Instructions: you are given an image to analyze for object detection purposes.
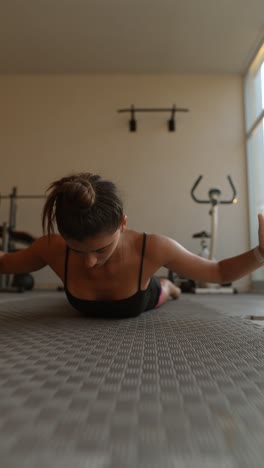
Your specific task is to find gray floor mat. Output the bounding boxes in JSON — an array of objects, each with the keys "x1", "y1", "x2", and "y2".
[{"x1": 0, "y1": 292, "x2": 264, "y2": 468}]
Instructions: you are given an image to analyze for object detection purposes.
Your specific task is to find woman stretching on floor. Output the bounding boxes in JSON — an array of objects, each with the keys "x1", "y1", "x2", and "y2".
[{"x1": 1, "y1": 173, "x2": 264, "y2": 318}]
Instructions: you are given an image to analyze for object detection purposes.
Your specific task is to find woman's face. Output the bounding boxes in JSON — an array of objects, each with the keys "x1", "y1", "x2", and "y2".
[{"x1": 65, "y1": 217, "x2": 127, "y2": 269}]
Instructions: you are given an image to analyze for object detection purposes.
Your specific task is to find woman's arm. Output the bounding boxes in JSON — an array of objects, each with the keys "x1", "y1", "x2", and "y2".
[
  {"x1": 0, "y1": 237, "x2": 48, "y2": 274},
  {"x1": 148, "y1": 213, "x2": 264, "y2": 284}
]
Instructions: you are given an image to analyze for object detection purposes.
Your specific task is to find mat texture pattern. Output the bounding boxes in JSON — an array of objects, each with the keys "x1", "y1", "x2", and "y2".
[{"x1": 0, "y1": 293, "x2": 264, "y2": 468}]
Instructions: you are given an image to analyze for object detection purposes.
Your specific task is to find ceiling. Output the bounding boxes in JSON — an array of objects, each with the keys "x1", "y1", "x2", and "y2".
[{"x1": 0, "y1": 0, "x2": 263, "y2": 74}]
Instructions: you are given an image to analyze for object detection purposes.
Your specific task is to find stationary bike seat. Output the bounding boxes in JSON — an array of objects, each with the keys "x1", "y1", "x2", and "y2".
[{"x1": 192, "y1": 230, "x2": 211, "y2": 238}]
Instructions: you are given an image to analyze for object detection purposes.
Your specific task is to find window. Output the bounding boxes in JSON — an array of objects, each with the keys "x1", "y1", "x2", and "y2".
[
  {"x1": 245, "y1": 43, "x2": 264, "y2": 287},
  {"x1": 262, "y1": 62, "x2": 264, "y2": 108}
]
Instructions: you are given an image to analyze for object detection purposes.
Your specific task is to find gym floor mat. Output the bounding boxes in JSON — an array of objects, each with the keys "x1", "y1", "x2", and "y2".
[{"x1": 0, "y1": 292, "x2": 264, "y2": 468}]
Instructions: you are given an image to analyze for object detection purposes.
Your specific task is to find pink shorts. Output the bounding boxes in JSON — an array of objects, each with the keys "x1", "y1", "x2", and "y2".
[{"x1": 155, "y1": 289, "x2": 165, "y2": 308}]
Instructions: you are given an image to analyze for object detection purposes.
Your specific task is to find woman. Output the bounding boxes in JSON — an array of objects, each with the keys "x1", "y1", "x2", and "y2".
[{"x1": 1, "y1": 172, "x2": 264, "y2": 318}]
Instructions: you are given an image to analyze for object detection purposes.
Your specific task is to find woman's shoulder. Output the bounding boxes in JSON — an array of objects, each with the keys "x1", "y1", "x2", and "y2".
[
  {"x1": 144, "y1": 232, "x2": 178, "y2": 267},
  {"x1": 125, "y1": 230, "x2": 174, "y2": 273},
  {"x1": 37, "y1": 234, "x2": 66, "y2": 257},
  {"x1": 126, "y1": 230, "x2": 168, "y2": 247},
  {"x1": 38, "y1": 233, "x2": 65, "y2": 246},
  {"x1": 127, "y1": 230, "x2": 170, "y2": 259}
]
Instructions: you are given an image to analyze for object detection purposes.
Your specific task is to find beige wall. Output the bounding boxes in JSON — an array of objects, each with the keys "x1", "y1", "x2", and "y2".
[{"x1": 0, "y1": 74, "x2": 249, "y2": 290}]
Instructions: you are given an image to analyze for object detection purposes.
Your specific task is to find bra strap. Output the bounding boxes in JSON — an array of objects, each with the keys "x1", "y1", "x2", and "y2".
[{"x1": 138, "y1": 232, "x2": 147, "y2": 290}]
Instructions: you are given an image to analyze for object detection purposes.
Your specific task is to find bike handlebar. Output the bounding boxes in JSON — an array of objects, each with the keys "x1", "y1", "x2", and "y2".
[{"x1": 190, "y1": 175, "x2": 237, "y2": 204}]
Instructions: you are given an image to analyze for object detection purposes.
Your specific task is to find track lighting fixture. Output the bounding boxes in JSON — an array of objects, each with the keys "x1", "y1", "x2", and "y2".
[{"x1": 117, "y1": 105, "x2": 189, "y2": 132}]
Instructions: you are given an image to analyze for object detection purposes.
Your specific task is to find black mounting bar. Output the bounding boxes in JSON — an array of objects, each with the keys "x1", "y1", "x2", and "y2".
[
  {"x1": 117, "y1": 105, "x2": 189, "y2": 132},
  {"x1": 191, "y1": 175, "x2": 237, "y2": 204},
  {"x1": 117, "y1": 107, "x2": 189, "y2": 113}
]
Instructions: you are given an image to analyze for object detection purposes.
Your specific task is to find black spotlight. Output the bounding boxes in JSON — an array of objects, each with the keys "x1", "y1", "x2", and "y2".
[
  {"x1": 129, "y1": 117, "x2": 137, "y2": 132},
  {"x1": 129, "y1": 106, "x2": 137, "y2": 132},
  {"x1": 168, "y1": 105, "x2": 176, "y2": 132},
  {"x1": 168, "y1": 117, "x2": 175, "y2": 132}
]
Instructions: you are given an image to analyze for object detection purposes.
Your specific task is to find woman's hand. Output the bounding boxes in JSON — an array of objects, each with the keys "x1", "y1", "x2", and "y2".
[{"x1": 258, "y1": 213, "x2": 264, "y2": 256}]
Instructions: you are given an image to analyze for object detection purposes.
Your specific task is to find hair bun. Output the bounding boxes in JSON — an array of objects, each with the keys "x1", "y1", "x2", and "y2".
[
  {"x1": 62, "y1": 180, "x2": 96, "y2": 208},
  {"x1": 42, "y1": 172, "x2": 123, "y2": 239}
]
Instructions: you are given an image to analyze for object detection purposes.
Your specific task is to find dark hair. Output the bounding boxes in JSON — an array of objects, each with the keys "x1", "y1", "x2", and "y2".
[{"x1": 42, "y1": 173, "x2": 124, "y2": 240}]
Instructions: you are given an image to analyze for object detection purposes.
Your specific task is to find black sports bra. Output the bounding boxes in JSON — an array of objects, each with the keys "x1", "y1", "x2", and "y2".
[{"x1": 64, "y1": 232, "x2": 154, "y2": 318}]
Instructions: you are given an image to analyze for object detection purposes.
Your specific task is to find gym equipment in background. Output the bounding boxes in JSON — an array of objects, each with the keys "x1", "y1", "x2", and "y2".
[
  {"x1": 0, "y1": 222, "x2": 36, "y2": 293},
  {"x1": 0, "y1": 187, "x2": 45, "y2": 231},
  {"x1": 168, "y1": 175, "x2": 238, "y2": 294},
  {"x1": 191, "y1": 175, "x2": 238, "y2": 293},
  {"x1": 0, "y1": 187, "x2": 45, "y2": 293},
  {"x1": 192, "y1": 230, "x2": 210, "y2": 259}
]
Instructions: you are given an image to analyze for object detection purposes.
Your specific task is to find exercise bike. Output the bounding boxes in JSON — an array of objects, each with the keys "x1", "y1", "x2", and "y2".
[{"x1": 168, "y1": 175, "x2": 238, "y2": 294}]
